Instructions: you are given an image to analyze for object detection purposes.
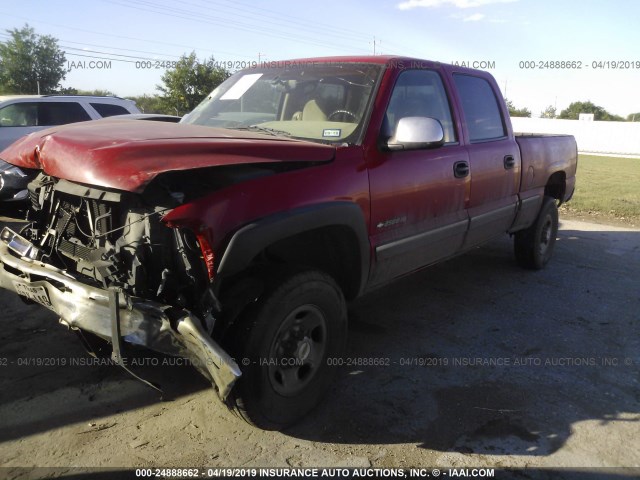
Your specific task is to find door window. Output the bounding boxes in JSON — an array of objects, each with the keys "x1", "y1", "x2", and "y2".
[
  {"x1": 0, "y1": 103, "x2": 38, "y2": 126},
  {"x1": 453, "y1": 74, "x2": 506, "y2": 142},
  {"x1": 38, "y1": 102, "x2": 92, "y2": 125},
  {"x1": 384, "y1": 70, "x2": 457, "y2": 143},
  {"x1": 90, "y1": 102, "x2": 130, "y2": 117}
]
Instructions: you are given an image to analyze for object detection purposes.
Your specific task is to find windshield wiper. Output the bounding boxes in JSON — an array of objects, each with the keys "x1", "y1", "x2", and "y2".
[{"x1": 234, "y1": 125, "x2": 292, "y2": 137}]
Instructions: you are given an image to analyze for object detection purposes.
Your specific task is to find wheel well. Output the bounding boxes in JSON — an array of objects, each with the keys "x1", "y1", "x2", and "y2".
[
  {"x1": 544, "y1": 171, "x2": 566, "y2": 204},
  {"x1": 259, "y1": 225, "x2": 362, "y2": 300}
]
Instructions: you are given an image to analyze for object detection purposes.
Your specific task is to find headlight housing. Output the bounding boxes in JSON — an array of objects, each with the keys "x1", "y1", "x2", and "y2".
[
  {"x1": 0, "y1": 159, "x2": 31, "y2": 201},
  {"x1": 0, "y1": 164, "x2": 28, "y2": 178}
]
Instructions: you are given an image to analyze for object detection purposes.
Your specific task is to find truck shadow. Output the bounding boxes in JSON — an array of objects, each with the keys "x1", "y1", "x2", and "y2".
[
  {"x1": 287, "y1": 226, "x2": 640, "y2": 456},
  {"x1": 0, "y1": 288, "x2": 210, "y2": 442},
  {"x1": 1, "y1": 223, "x2": 638, "y2": 459}
]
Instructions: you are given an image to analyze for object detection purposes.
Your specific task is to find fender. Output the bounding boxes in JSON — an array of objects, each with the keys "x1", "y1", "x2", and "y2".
[{"x1": 216, "y1": 201, "x2": 370, "y2": 297}]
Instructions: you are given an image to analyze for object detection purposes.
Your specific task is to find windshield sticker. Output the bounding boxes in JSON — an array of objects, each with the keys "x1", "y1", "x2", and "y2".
[
  {"x1": 322, "y1": 129, "x2": 341, "y2": 138},
  {"x1": 220, "y1": 73, "x2": 263, "y2": 100}
]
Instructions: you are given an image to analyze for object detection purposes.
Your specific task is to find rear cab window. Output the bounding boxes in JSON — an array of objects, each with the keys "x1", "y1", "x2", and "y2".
[{"x1": 452, "y1": 74, "x2": 506, "y2": 142}]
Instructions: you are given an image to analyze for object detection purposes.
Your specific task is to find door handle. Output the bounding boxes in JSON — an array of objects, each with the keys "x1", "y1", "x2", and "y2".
[
  {"x1": 453, "y1": 161, "x2": 470, "y2": 178},
  {"x1": 504, "y1": 155, "x2": 516, "y2": 169}
]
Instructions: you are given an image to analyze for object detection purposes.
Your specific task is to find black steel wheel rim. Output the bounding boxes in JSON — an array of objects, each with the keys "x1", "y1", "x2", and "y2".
[
  {"x1": 539, "y1": 214, "x2": 553, "y2": 257},
  {"x1": 267, "y1": 304, "x2": 327, "y2": 397}
]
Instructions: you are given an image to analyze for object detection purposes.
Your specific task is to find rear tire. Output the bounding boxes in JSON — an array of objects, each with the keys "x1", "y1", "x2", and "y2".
[
  {"x1": 226, "y1": 269, "x2": 347, "y2": 430},
  {"x1": 514, "y1": 196, "x2": 559, "y2": 270}
]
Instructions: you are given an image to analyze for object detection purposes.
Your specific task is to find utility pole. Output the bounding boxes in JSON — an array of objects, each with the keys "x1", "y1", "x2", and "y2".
[
  {"x1": 258, "y1": 52, "x2": 266, "y2": 65},
  {"x1": 371, "y1": 36, "x2": 381, "y2": 55}
]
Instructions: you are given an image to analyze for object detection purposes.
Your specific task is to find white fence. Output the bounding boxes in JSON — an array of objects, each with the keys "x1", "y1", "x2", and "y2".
[{"x1": 510, "y1": 118, "x2": 640, "y2": 157}]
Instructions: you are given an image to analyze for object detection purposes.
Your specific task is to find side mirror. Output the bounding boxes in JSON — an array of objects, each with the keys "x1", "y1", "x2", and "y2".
[{"x1": 385, "y1": 117, "x2": 445, "y2": 151}]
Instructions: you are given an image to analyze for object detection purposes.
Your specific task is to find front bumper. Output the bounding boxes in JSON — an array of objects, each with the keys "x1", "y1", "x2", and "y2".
[{"x1": 0, "y1": 227, "x2": 241, "y2": 399}]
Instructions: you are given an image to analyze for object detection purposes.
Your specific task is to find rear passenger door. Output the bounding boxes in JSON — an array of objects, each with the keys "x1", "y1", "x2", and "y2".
[{"x1": 451, "y1": 73, "x2": 521, "y2": 248}]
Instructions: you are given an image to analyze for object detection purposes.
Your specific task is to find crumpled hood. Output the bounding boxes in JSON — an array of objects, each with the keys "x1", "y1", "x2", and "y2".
[{"x1": 0, "y1": 117, "x2": 336, "y2": 192}]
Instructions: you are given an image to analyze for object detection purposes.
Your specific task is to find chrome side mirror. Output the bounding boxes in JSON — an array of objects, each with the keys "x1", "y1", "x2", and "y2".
[{"x1": 386, "y1": 117, "x2": 445, "y2": 151}]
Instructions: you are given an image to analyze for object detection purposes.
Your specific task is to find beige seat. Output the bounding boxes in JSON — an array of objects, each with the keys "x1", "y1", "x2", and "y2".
[{"x1": 292, "y1": 99, "x2": 328, "y2": 121}]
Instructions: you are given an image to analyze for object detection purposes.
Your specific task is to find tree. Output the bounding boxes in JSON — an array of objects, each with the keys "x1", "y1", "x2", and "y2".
[
  {"x1": 0, "y1": 24, "x2": 67, "y2": 94},
  {"x1": 58, "y1": 87, "x2": 79, "y2": 95},
  {"x1": 559, "y1": 101, "x2": 624, "y2": 121},
  {"x1": 54, "y1": 87, "x2": 116, "y2": 97},
  {"x1": 505, "y1": 98, "x2": 531, "y2": 118},
  {"x1": 77, "y1": 88, "x2": 116, "y2": 97},
  {"x1": 157, "y1": 52, "x2": 230, "y2": 115},
  {"x1": 627, "y1": 113, "x2": 640, "y2": 122},
  {"x1": 126, "y1": 94, "x2": 167, "y2": 114},
  {"x1": 540, "y1": 105, "x2": 557, "y2": 119}
]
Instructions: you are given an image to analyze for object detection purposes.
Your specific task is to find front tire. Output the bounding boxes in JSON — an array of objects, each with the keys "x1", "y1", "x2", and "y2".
[
  {"x1": 514, "y1": 196, "x2": 559, "y2": 270},
  {"x1": 227, "y1": 270, "x2": 347, "y2": 429}
]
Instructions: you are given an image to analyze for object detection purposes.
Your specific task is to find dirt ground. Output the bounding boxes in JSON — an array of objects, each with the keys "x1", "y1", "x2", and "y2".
[{"x1": 0, "y1": 217, "x2": 638, "y2": 478}]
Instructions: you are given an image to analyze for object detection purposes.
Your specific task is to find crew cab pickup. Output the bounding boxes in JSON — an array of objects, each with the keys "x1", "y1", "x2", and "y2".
[{"x1": 0, "y1": 56, "x2": 577, "y2": 429}]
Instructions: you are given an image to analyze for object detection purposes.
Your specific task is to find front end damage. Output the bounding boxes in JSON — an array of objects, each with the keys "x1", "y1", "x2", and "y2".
[{"x1": 0, "y1": 173, "x2": 241, "y2": 398}]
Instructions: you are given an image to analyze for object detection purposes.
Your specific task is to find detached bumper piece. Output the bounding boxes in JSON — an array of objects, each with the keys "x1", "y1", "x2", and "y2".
[{"x1": 0, "y1": 227, "x2": 241, "y2": 399}]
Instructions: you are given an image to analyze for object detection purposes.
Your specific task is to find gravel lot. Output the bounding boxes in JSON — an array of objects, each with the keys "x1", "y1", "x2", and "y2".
[{"x1": 0, "y1": 218, "x2": 638, "y2": 478}]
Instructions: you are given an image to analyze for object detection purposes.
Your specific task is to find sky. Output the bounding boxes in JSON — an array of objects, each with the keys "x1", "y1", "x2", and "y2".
[{"x1": 1, "y1": 0, "x2": 639, "y2": 117}]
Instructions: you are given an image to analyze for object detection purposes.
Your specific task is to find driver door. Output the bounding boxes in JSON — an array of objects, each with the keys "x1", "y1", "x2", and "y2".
[{"x1": 367, "y1": 69, "x2": 470, "y2": 286}]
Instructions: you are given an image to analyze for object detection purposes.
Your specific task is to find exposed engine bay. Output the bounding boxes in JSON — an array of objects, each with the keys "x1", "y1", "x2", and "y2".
[
  {"x1": 0, "y1": 155, "x2": 328, "y2": 401},
  {"x1": 22, "y1": 172, "x2": 213, "y2": 321},
  {"x1": 0, "y1": 171, "x2": 256, "y2": 398}
]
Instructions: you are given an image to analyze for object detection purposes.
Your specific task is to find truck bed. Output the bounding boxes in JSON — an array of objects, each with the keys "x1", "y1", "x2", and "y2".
[{"x1": 515, "y1": 133, "x2": 578, "y2": 204}]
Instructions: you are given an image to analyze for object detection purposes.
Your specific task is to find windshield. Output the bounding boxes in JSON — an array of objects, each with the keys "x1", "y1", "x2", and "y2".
[{"x1": 181, "y1": 62, "x2": 382, "y2": 144}]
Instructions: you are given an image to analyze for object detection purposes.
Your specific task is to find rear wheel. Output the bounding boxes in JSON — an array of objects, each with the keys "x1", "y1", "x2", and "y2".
[
  {"x1": 226, "y1": 269, "x2": 347, "y2": 429},
  {"x1": 514, "y1": 196, "x2": 559, "y2": 270}
]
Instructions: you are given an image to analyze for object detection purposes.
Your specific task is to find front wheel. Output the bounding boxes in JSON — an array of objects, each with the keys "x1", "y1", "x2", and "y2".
[
  {"x1": 226, "y1": 270, "x2": 347, "y2": 429},
  {"x1": 514, "y1": 196, "x2": 559, "y2": 270}
]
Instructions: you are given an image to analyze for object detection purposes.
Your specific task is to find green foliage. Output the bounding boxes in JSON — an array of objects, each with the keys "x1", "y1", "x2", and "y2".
[
  {"x1": 540, "y1": 105, "x2": 557, "y2": 119},
  {"x1": 126, "y1": 94, "x2": 168, "y2": 114},
  {"x1": 58, "y1": 87, "x2": 79, "y2": 95},
  {"x1": 0, "y1": 24, "x2": 67, "y2": 94},
  {"x1": 50, "y1": 87, "x2": 117, "y2": 97},
  {"x1": 559, "y1": 101, "x2": 624, "y2": 121},
  {"x1": 157, "y1": 52, "x2": 230, "y2": 115},
  {"x1": 77, "y1": 88, "x2": 116, "y2": 97},
  {"x1": 627, "y1": 112, "x2": 640, "y2": 122},
  {"x1": 505, "y1": 98, "x2": 531, "y2": 118}
]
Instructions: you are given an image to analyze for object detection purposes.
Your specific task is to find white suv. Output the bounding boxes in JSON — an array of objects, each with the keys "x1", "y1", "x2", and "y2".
[
  {"x1": 0, "y1": 95, "x2": 141, "y2": 152},
  {"x1": 0, "y1": 95, "x2": 141, "y2": 202}
]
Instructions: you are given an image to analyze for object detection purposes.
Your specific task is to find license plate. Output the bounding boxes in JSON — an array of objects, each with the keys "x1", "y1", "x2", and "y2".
[{"x1": 13, "y1": 282, "x2": 52, "y2": 308}]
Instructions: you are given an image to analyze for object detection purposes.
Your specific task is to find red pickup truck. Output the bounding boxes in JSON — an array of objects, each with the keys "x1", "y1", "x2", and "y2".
[{"x1": 0, "y1": 56, "x2": 577, "y2": 429}]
